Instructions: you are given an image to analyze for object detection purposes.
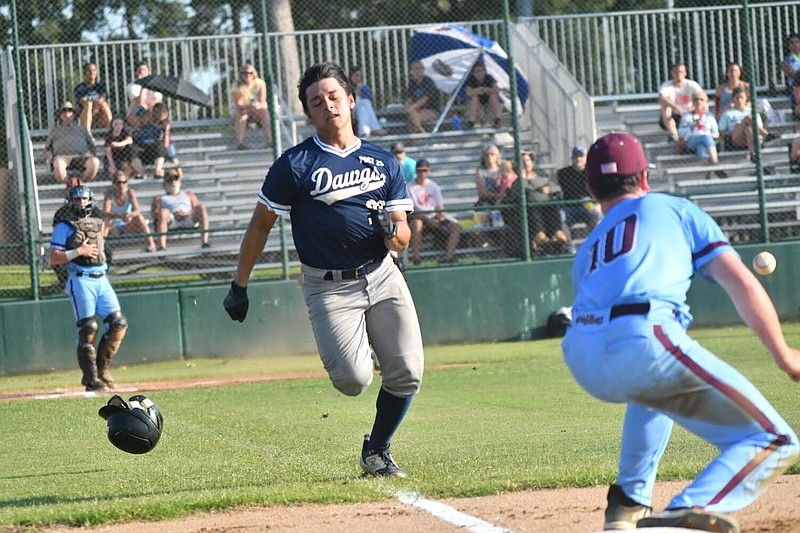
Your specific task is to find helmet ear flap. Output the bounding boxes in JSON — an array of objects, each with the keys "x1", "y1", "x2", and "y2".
[
  {"x1": 99, "y1": 394, "x2": 163, "y2": 454},
  {"x1": 98, "y1": 394, "x2": 129, "y2": 420}
]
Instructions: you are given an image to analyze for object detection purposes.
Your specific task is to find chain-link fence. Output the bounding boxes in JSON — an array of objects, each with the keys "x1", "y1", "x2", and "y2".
[{"x1": 2, "y1": 0, "x2": 800, "y2": 300}]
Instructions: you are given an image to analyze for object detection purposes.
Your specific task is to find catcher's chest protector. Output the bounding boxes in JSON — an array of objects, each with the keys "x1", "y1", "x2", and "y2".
[{"x1": 67, "y1": 217, "x2": 106, "y2": 266}]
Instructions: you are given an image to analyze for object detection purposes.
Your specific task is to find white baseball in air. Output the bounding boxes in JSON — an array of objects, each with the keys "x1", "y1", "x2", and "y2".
[{"x1": 752, "y1": 251, "x2": 776, "y2": 276}]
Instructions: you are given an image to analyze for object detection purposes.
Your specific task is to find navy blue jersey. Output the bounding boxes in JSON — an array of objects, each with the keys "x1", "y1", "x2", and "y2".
[{"x1": 259, "y1": 136, "x2": 413, "y2": 269}]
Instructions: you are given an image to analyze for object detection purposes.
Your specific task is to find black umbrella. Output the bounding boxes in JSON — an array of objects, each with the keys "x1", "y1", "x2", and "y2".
[{"x1": 134, "y1": 75, "x2": 212, "y2": 108}]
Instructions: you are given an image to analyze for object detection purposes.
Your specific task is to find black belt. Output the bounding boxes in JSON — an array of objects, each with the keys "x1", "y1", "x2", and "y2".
[
  {"x1": 610, "y1": 302, "x2": 650, "y2": 319},
  {"x1": 75, "y1": 271, "x2": 105, "y2": 279},
  {"x1": 323, "y1": 258, "x2": 382, "y2": 281}
]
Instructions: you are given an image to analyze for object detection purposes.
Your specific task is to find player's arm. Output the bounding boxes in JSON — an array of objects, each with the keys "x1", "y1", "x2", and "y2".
[
  {"x1": 385, "y1": 211, "x2": 410, "y2": 252},
  {"x1": 702, "y1": 251, "x2": 800, "y2": 381},
  {"x1": 49, "y1": 231, "x2": 98, "y2": 265},
  {"x1": 233, "y1": 203, "x2": 278, "y2": 287}
]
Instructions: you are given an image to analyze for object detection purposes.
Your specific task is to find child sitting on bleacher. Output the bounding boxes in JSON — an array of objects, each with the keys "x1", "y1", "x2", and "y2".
[
  {"x1": 677, "y1": 90, "x2": 725, "y2": 178},
  {"x1": 129, "y1": 106, "x2": 167, "y2": 180},
  {"x1": 104, "y1": 116, "x2": 134, "y2": 177}
]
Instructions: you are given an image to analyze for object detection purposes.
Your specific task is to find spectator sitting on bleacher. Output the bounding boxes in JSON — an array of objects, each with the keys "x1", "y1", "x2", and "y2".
[
  {"x1": 151, "y1": 168, "x2": 210, "y2": 250},
  {"x1": 127, "y1": 61, "x2": 163, "y2": 124},
  {"x1": 719, "y1": 86, "x2": 769, "y2": 161},
  {"x1": 151, "y1": 102, "x2": 178, "y2": 163},
  {"x1": 658, "y1": 62, "x2": 703, "y2": 143},
  {"x1": 349, "y1": 65, "x2": 388, "y2": 138},
  {"x1": 43, "y1": 101, "x2": 100, "y2": 183},
  {"x1": 677, "y1": 91, "x2": 725, "y2": 178},
  {"x1": 503, "y1": 151, "x2": 567, "y2": 254},
  {"x1": 74, "y1": 62, "x2": 112, "y2": 133},
  {"x1": 230, "y1": 63, "x2": 272, "y2": 150},
  {"x1": 552, "y1": 145, "x2": 601, "y2": 247},
  {"x1": 714, "y1": 61, "x2": 750, "y2": 120},
  {"x1": 779, "y1": 33, "x2": 800, "y2": 118},
  {"x1": 464, "y1": 61, "x2": 501, "y2": 130},
  {"x1": 104, "y1": 115, "x2": 134, "y2": 176},
  {"x1": 129, "y1": 105, "x2": 167, "y2": 180},
  {"x1": 391, "y1": 142, "x2": 416, "y2": 183},
  {"x1": 474, "y1": 143, "x2": 503, "y2": 206},
  {"x1": 497, "y1": 159, "x2": 518, "y2": 197},
  {"x1": 404, "y1": 60, "x2": 441, "y2": 134},
  {"x1": 407, "y1": 159, "x2": 461, "y2": 265},
  {"x1": 103, "y1": 170, "x2": 157, "y2": 253}
]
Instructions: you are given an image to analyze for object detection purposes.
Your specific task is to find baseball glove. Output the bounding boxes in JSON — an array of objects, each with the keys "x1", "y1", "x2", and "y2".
[
  {"x1": 223, "y1": 281, "x2": 249, "y2": 322},
  {"x1": 369, "y1": 208, "x2": 397, "y2": 239}
]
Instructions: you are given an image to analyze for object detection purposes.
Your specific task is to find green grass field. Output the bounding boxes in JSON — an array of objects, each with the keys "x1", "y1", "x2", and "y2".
[{"x1": 1, "y1": 324, "x2": 799, "y2": 528}]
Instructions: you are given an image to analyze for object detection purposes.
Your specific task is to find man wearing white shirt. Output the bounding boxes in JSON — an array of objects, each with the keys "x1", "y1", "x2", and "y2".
[
  {"x1": 407, "y1": 159, "x2": 461, "y2": 265},
  {"x1": 658, "y1": 63, "x2": 703, "y2": 142}
]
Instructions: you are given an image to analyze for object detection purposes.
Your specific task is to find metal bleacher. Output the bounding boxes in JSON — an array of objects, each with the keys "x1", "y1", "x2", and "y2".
[
  {"x1": 593, "y1": 95, "x2": 800, "y2": 244},
  {"x1": 33, "y1": 112, "x2": 533, "y2": 282},
  {"x1": 35, "y1": 91, "x2": 800, "y2": 285}
]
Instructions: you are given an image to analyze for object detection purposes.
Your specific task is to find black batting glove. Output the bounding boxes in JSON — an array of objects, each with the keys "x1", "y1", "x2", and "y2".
[
  {"x1": 224, "y1": 281, "x2": 249, "y2": 322},
  {"x1": 369, "y1": 208, "x2": 397, "y2": 239}
]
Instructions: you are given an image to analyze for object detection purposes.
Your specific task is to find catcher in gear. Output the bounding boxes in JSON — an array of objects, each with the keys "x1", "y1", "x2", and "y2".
[
  {"x1": 52, "y1": 178, "x2": 107, "y2": 290},
  {"x1": 49, "y1": 186, "x2": 127, "y2": 391}
]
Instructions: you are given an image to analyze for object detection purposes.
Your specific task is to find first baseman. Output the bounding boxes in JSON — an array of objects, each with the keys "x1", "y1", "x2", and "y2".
[
  {"x1": 562, "y1": 132, "x2": 800, "y2": 532},
  {"x1": 50, "y1": 185, "x2": 128, "y2": 391},
  {"x1": 224, "y1": 61, "x2": 424, "y2": 477}
]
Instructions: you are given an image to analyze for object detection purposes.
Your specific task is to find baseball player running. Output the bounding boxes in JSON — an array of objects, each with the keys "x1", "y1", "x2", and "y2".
[
  {"x1": 49, "y1": 185, "x2": 128, "y2": 392},
  {"x1": 562, "y1": 132, "x2": 800, "y2": 532},
  {"x1": 223, "y1": 61, "x2": 424, "y2": 477}
]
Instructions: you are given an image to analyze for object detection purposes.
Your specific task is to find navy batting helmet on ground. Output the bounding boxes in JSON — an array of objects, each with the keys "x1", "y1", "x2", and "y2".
[{"x1": 98, "y1": 394, "x2": 163, "y2": 454}]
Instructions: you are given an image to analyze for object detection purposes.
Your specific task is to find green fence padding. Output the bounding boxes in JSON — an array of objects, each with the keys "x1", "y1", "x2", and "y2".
[
  {"x1": 178, "y1": 282, "x2": 317, "y2": 358},
  {"x1": 405, "y1": 260, "x2": 574, "y2": 343},
  {"x1": 2, "y1": 242, "x2": 799, "y2": 374},
  {"x1": 0, "y1": 290, "x2": 182, "y2": 375},
  {"x1": 687, "y1": 242, "x2": 800, "y2": 325}
]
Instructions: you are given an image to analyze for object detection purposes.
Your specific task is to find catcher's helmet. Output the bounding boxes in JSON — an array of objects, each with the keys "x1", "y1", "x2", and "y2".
[
  {"x1": 69, "y1": 185, "x2": 94, "y2": 218},
  {"x1": 98, "y1": 394, "x2": 163, "y2": 454}
]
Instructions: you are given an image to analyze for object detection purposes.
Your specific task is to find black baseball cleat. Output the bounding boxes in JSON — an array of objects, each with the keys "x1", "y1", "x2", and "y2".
[
  {"x1": 85, "y1": 379, "x2": 108, "y2": 392},
  {"x1": 637, "y1": 508, "x2": 740, "y2": 533},
  {"x1": 359, "y1": 434, "x2": 407, "y2": 478},
  {"x1": 604, "y1": 483, "x2": 652, "y2": 530}
]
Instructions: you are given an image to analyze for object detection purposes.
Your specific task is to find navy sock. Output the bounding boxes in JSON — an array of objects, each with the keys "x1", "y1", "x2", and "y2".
[{"x1": 368, "y1": 387, "x2": 412, "y2": 451}]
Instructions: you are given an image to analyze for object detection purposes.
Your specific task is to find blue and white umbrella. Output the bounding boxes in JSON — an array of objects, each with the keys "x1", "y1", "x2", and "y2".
[{"x1": 410, "y1": 24, "x2": 529, "y2": 115}]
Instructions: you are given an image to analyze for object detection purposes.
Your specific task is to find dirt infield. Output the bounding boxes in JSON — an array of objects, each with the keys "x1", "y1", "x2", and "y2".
[
  {"x1": 33, "y1": 476, "x2": 800, "y2": 532},
  {"x1": 9, "y1": 376, "x2": 800, "y2": 533}
]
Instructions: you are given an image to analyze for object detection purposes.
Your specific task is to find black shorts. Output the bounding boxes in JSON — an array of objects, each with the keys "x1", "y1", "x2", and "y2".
[
  {"x1": 131, "y1": 143, "x2": 167, "y2": 165},
  {"x1": 658, "y1": 111, "x2": 682, "y2": 131}
]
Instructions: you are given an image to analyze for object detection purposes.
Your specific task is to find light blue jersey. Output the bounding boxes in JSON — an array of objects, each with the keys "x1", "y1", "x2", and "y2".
[
  {"x1": 51, "y1": 219, "x2": 119, "y2": 322},
  {"x1": 570, "y1": 192, "x2": 733, "y2": 325}
]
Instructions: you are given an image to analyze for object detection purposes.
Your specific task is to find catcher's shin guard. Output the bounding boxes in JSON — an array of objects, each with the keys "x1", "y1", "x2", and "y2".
[
  {"x1": 96, "y1": 311, "x2": 128, "y2": 387},
  {"x1": 77, "y1": 317, "x2": 105, "y2": 390}
]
